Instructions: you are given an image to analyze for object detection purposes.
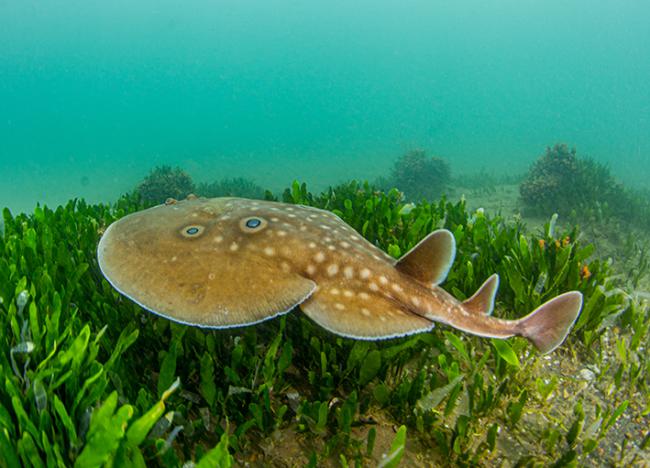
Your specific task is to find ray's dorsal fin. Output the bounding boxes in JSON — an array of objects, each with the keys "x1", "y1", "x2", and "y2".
[
  {"x1": 395, "y1": 229, "x2": 456, "y2": 286},
  {"x1": 462, "y1": 274, "x2": 499, "y2": 316}
]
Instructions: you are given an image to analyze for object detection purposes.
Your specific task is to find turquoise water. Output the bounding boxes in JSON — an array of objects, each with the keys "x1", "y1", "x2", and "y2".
[{"x1": 1, "y1": 0, "x2": 649, "y2": 213}]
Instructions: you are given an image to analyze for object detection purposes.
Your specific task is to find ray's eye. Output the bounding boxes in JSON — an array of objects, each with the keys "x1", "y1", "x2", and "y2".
[
  {"x1": 240, "y1": 216, "x2": 268, "y2": 233},
  {"x1": 180, "y1": 225, "x2": 205, "y2": 238},
  {"x1": 246, "y1": 218, "x2": 261, "y2": 228}
]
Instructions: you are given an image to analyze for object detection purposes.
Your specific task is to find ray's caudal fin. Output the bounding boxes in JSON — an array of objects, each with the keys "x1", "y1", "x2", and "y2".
[{"x1": 515, "y1": 291, "x2": 583, "y2": 354}]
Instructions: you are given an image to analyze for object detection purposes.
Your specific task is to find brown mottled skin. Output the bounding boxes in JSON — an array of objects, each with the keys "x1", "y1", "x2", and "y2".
[{"x1": 98, "y1": 196, "x2": 583, "y2": 353}]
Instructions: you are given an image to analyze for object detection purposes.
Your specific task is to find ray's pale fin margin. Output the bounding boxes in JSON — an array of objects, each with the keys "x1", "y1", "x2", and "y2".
[
  {"x1": 515, "y1": 291, "x2": 583, "y2": 354},
  {"x1": 396, "y1": 229, "x2": 456, "y2": 286},
  {"x1": 462, "y1": 274, "x2": 499, "y2": 316}
]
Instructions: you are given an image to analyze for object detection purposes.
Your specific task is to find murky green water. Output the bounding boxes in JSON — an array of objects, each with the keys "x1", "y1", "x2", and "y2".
[{"x1": 1, "y1": 0, "x2": 649, "y2": 212}]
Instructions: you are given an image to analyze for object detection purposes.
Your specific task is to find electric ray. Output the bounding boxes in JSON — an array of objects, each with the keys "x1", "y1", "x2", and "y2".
[{"x1": 97, "y1": 195, "x2": 583, "y2": 354}]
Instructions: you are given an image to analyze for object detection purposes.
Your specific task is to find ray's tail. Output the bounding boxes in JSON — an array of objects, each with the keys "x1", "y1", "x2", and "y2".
[
  {"x1": 395, "y1": 229, "x2": 582, "y2": 353},
  {"x1": 514, "y1": 291, "x2": 583, "y2": 354},
  {"x1": 446, "y1": 276, "x2": 583, "y2": 354}
]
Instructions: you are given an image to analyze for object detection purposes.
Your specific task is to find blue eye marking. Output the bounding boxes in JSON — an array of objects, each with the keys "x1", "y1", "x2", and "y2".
[
  {"x1": 186, "y1": 227, "x2": 200, "y2": 235},
  {"x1": 246, "y1": 218, "x2": 262, "y2": 228}
]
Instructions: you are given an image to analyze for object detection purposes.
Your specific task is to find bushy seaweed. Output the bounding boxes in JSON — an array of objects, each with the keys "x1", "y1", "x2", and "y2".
[
  {"x1": 136, "y1": 166, "x2": 195, "y2": 205},
  {"x1": 378, "y1": 150, "x2": 451, "y2": 202},
  {"x1": 521, "y1": 144, "x2": 587, "y2": 213},
  {"x1": 0, "y1": 182, "x2": 646, "y2": 466},
  {"x1": 520, "y1": 144, "x2": 650, "y2": 229}
]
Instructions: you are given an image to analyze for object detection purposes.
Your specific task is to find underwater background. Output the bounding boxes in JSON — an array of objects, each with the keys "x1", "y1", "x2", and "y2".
[
  {"x1": 1, "y1": 0, "x2": 650, "y2": 212},
  {"x1": 1, "y1": 1, "x2": 649, "y2": 466}
]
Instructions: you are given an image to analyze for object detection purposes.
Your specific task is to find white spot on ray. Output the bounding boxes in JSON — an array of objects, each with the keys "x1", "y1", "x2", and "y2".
[
  {"x1": 308, "y1": 242, "x2": 317, "y2": 249},
  {"x1": 343, "y1": 290, "x2": 354, "y2": 297},
  {"x1": 314, "y1": 252, "x2": 326, "y2": 263},
  {"x1": 277, "y1": 230, "x2": 287, "y2": 237},
  {"x1": 360, "y1": 268, "x2": 371, "y2": 279},
  {"x1": 343, "y1": 266, "x2": 354, "y2": 279},
  {"x1": 369, "y1": 282, "x2": 379, "y2": 292},
  {"x1": 327, "y1": 264, "x2": 339, "y2": 276},
  {"x1": 230, "y1": 242, "x2": 239, "y2": 252},
  {"x1": 361, "y1": 308, "x2": 371, "y2": 317},
  {"x1": 306, "y1": 264, "x2": 316, "y2": 275},
  {"x1": 264, "y1": 247, "x2": 276, "y2": 256},
  {"x1": 359, "y1": 292, "x2": 370, "y2": 300},
  {"x1": 330, "y1": 288, "x2": 340, "y2": 295},
  {"x1": 340, "y1": 241, "x2": 350, "y2": 248},
  {"x1": 213, "y1": 235, "x2": 223, "y2": 243},
  {"x1": 335, "y1": 303, "x2": 345, "y2": 310},
  {"x1": 411, "y1": 297, "x2": 421, "y2": 307},
  {"x1": 392, "y1": 284, "x2": 403, "y2": 293},
  {"x1": 379, "y1": 276, "x2": 389, "y2": 285}
]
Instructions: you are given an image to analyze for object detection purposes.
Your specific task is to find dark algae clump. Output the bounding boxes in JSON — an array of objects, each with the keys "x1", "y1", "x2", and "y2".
[
  {"x1": 136, "y1": 165, "x2": 196, "y2": 204},
  {"x1": 0, "y1": 183, "x2": 647, "y2": 466},
  {"x1": 379, "y1": 149, "x2": 451, "y2": 202},
  {"x1": 520, "y1": 143, "x2": 589, "y2": 214},
  {"x1": 136, "y1": 169, "x2": 268, "y2": 206},
  {"x1": 520, "y1": 143, "x2": 650, "y2": 229}
]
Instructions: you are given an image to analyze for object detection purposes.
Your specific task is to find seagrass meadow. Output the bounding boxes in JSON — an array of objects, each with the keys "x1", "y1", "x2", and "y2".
[{"x1": 0, "y1": 181, "x2": 648, "y2": 467}]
